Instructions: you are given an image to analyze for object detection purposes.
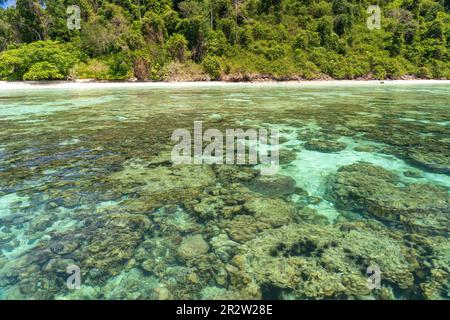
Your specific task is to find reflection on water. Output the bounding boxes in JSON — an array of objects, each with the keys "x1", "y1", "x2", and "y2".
[{"x1": 0, "y1": 84, "x2": 448, "y2": 300}]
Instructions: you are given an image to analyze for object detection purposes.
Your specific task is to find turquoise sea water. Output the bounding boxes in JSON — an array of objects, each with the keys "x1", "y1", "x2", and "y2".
[{"x1": 0, "y1": 83, "x2": 448, "y2": 300}]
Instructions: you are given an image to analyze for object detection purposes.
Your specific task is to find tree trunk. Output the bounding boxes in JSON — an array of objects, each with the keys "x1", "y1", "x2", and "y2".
[{"x1": 210, "y1": 0, "x2": 214, "y2": 29}]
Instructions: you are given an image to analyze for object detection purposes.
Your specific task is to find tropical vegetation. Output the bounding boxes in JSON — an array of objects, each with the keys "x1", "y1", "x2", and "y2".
[{"x1": 0, "y1": 0, "x2": 448, "y2": 81}]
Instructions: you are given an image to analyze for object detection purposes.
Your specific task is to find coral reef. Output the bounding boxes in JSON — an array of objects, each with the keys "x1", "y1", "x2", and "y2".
[
  {"x1": 234, "y1": 221, "x2": 418, "y2": 299},
  {"x1": 0, "y1": 85, "x2": 448, "y2": 301},
  {"x1": 247, "y1": 175, "x2": 297, "y2": 197},
  {"x1": 328, "y1": 163, "x2": 449, "y2": 236},
  {"x1": 177, "y1": 235, "x2": 210, "y2": 261},
  {"x1": 304, "y1": 139, "x2": 347, "y2": 153},
  {"x1": 279, "y1": 149, "x2": 298, "y2": 164}
]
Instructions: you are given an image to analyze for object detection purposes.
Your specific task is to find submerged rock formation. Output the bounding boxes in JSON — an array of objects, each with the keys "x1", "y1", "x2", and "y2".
[
  {"x1": 328, "y1": 162, "x2": 449, "y2": 236},
  {"x1": 232, "y1": 221, "x2": 435, "y2": 299},
  {"x1": 304, "y1": 139, "x2": 347, "y2": 153}
]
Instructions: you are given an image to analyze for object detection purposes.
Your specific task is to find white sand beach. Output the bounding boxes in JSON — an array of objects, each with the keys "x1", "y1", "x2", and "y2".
[{"x1": 0, "y1": 79, "x2": 449, "y2": 91}]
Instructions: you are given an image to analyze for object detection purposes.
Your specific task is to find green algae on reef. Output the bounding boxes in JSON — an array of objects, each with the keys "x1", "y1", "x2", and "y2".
[{"x1": 0, "y1": 84, "x2": 449, "y2": 300}]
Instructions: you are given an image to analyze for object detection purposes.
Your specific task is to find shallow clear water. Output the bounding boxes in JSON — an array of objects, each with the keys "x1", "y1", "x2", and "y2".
[{"x1": 0, "y1": 83, "x2": 448, "y2": 300}]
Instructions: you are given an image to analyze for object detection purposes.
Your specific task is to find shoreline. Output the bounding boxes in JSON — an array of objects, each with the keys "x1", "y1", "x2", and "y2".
[{"x1": 1, "y1": 79, "x2": 450, "y2": 90}]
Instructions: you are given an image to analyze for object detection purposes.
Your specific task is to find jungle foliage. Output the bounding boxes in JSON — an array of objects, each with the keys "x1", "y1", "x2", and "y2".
[{"x1": 0, "y1": 0, "x2": 448, "y2": 81}]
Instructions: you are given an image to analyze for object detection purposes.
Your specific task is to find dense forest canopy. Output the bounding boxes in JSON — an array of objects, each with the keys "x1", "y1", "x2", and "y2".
[{"x1": 0, "y1": 0, "x2": 448, "y2": 81}]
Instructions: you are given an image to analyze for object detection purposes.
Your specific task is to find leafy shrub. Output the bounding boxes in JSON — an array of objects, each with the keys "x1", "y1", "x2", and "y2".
[
  {"x1": 251, "y1": 22, "x2": 287, "y2": 42},
  {"x1": 293, "y1": 31, "x2": 309, "y2": 50},
  {"x1": 293, "y1": 50, "x2": 321, "y2": 79},
  {"x1": 123, "y1": 22, "x2": 147, "y2": 51},
  {"x1": 428, "y1": 60, "x2": 450, "y2": 79},
  {"x1": 107, "y1": 52, "x2": 134, "y2": 80},
  {"x1": 165, "y1": 34, "x2": 189, "y2": 62},
  {"x1": 0, "y1": 41, "x2": 80, "y2": 81},
  {"x1": 73, "y1": 59, "x2": 110, "y2": 80},
  {"x1": 23, "y1": 62, "x2": 64, "y2": 81},
  {"x1": 373, "y1": 65, "x2": 388, "y2": 79},
  {"x1": 80, "y1": 20, "x2": 119, "y2": 57},
  {"x1": 202, "y1": 55, "x2": 222, "y2": 80},
  {"x1": 142, "y1": 12, "x2": 167, "y2": 44},
  {"x1": 0, "y1": 17, "x2": 13, "y2": 52},
  {"x1": 206, "y1": 30, "x2": 228, "y2": 56},
  {"x1": 217, "y1": 17, "x2": 238, "y2": 43},
  {"x1": 310, "y1": 1, "x2": 333, "y2": 18},
  {"x1": 250, "y1": 40, "x2": 287, "y2": 61}
]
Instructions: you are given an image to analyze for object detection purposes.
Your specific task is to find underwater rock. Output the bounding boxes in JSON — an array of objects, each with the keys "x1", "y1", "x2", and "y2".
[
  {"x1": 153, "y1": 287, "x2": 171, "y2": 300},
  {"x1": 209, "y1": 114, "x2": 224, "y2": 123},
  {"x1": 215, "y1": 165, "x2": 259, "y2": 183},
  {"x1": 114, "y1": 162, "x2": 216, "y2": 213},
  {"x1": 153, "y1": 205, "x2": 202, "y2": 234},
  {"x1": 59, "y1": 268, "x2": 160, "y2": 300},
  {"x1": 49, "y1": 236, "x2": 81, "y2": 255},
  {"x1": 96, "y1": 190, "x2": 122, "y2": 202},
  {"x1": 83, "y1": 214, "x2": 150, "y2": 276},
  {"x1": 297, "y1": 129, "x2": 321, "y2": 141},
  {"x1": 279, "y1": 149, "x2": 297, "y2": 165},
  {"x1": 135, "y1": 237, "x2": 179, "y2": 278},
  {"x1": 193, "y1": 196, "x2": 226, "y2": 219},
  {"x1": 52, "y1": 193, "x2": 82, "y2": 209},
  {"x1": 307, "y1": 196, "x2": 322, "y2": 205},
  {"x1": 295, "y1": 207, "x2": 330, "y2": 225},
  {"x1": 49, "y1": 242, "x2": 65, "y2": 255},
  {"x1": 226, "y1": 215, "x2": 267, "y2": 242},
  {"x1": 333, "y1": 126, "x2": 354, "y2": 137},
  {"x1": 402, "y1": 149, "x2": 449, "y2": 175},
  {"x1": 337, "y1": 162, "x2": 399, "y2": 183},
  {"x1": 43, "y1": 258, "x2": 75, "y2": 273},
  {"x1": 0, "y1": 214, "x2": 30, "y2": 227},
  {"x1": 236, "y1": 222, "x2": 416, "y2": 299},
  {"x1": 304, "y1": 139, "x2": 346, "y2": 153},
  {"x1": 328, "y1": 162, "x2": 449, "y2": 235},
  {"x1": 248, "y1": 174, "x2": 297, "y2": 196},
  {"x1": 27, "y1": 213, "x2": 56, "y2": 234},
  {"x1": 363, "y1": 126, "x2": 449, "y2": 174},
  {"x1": 279, "y1": 137, "x2": 290, "y2": 144},
  {"x1": 210, "y1": 233, "x2": 240, "y2": 262},
  {"x1": 147, "y1": 151, "x2": 174, "y2": 167},
  {"x1": 178, "y1": 235, "x2": 210, "y2": 260},
  {"x1": 244, "y1": 197, "x2": 294, "y2": 227},
  {"x1": 0, "y1": 232, "x2": 14, "y2": 245},
  {"x1": 112, "y1": 159, "x2": 215, "y2": 194},
  {"x1": 47, "y1": 202, "x2": 59, "y2": 209},
  {"x1": 354, "y1": 145, "x2": 377, "y2": 153},
  {"x1": 97, "y1": 268, "x2": 157, "y2": 299},
  {"x1": 408, "y1": 234, "x2": 450, "y2": 300},
  {"x1": 200, "y1": 286, "x2": 228, "y2": 299},
  {"x1": 403, "y1": 170, "x2": 423, "y2": 178},
  {"x1": 186, "y1": 183, "x2": 254, "y2": 220},
  {"x1": 225, "y1": 197, "x2": 295, "y2": 243},
  {"x1": 141, "y1": 260, "x2": 154, "y2": 273}
]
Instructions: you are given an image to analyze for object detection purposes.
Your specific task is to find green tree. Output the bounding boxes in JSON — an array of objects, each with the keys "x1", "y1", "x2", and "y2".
[
  {"x1": 165, "y1": 33, "x2": 189, "y2": 62},
  {"x1": 15, "y1": 0, "x2": 49, "y2": 42},
  {"x1": 23, "y1": 61, "x2": 64, "y2": 80},
  {"x1": 202, "y1": 55, "x2": 222, "y2": 79},
  {"x1": 0, "y1": 40, "x2": 79, "y2": 80},
  {"x1": 142, "y1": 12, "x2": 167, "y2": 44}
]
